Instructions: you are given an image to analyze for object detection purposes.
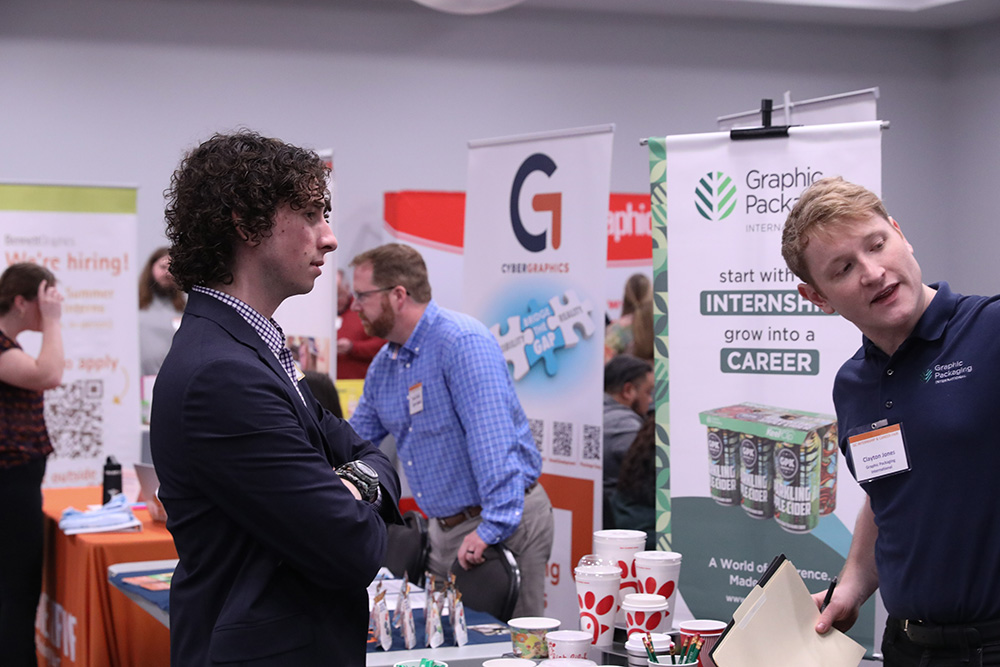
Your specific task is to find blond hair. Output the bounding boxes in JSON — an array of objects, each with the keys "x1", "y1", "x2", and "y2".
[{"x1": 781, "y1": 177, "x2": 889, "y2": 284}]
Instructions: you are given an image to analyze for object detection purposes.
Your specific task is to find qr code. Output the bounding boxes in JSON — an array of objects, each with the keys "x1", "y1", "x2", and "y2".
[
  {"x1": 528, "y1": 418, "x2": 544, "y2": 452},
  {"x1": 44, "y1": 380, "x2": 104, "y2": 459},
  {"x1": 582, "y1": 424, "x2": 602, "y2": 461},
  {"x1": 552, "y1": 421, "x2": 573, "y2": 458}
]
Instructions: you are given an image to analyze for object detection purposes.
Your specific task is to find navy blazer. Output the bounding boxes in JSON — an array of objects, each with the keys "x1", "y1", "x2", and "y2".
[{"x1": 151, "y1": 291, "x2": 400, "y2": 666}]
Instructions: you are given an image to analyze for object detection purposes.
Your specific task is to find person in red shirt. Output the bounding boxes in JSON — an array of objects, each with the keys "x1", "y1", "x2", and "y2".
[{"x1": 336, "y1": 268, "x2": 385, "y2": 379}]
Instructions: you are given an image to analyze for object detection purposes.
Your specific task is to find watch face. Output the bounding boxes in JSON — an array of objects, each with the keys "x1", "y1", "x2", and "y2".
[{"x1": 354, "y1": 461, "x2": 377, "y2": 479}]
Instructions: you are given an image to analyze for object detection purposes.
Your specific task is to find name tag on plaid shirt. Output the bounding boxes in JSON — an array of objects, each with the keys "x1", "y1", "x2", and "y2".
[{"x1": 408, "y1": 382, "x2": 424, "y2": 415}]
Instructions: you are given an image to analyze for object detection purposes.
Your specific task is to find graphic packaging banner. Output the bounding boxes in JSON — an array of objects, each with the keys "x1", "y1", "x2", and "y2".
[
  {"x1": 662, "y1": 121, "x2": 883, "y2": 653},
  {"x1": 463, "y1": 126, "x2": 613, "y2": 626}
]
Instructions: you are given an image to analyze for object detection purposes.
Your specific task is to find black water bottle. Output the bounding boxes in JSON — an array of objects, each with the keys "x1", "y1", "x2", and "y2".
[{"x1": 103, "y1": 455, "x2": 122, "y2": 504}]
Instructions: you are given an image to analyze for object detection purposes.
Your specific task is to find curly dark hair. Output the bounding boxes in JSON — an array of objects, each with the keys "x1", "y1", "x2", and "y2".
[
  {"x1": 617, "y1": 413, "x2": 657, "y2": 506},
  {"x1": 163, "y1": 130, "x2": 331, "y2": 291}
]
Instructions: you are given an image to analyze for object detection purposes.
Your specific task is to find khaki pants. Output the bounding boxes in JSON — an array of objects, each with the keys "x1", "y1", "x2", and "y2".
[{"x1": 427, "y1": 484, "x2": 554, "y2": 618}]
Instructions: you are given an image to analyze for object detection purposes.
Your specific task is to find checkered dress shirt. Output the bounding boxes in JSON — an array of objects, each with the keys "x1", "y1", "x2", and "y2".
[{"x1": 349, "y1": 299, "x2": 540, "y2": 544}]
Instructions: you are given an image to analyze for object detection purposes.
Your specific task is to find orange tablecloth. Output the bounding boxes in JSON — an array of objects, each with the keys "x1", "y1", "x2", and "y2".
[{"x1": 36, "y1": 486, "x2": 177, "y2": 667}]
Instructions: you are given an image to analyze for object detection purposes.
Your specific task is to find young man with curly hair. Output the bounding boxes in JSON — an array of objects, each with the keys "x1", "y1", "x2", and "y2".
[{"x1": 151, "y1": 131, "x2": 400, "y2": 667}]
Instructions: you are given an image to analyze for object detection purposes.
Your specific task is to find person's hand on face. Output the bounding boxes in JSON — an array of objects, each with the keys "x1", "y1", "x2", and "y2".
[{"x1": 37, "y1": 280, "x2": 63, "y2": 323}]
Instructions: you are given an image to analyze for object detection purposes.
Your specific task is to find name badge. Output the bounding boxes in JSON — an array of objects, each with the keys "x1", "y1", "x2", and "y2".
[
  {"x1": 408, "y1": 382, "x2": 424, "y2": 415},
  {"x1": 848, "y1": 423, "x2": 911, "y2": 483}
]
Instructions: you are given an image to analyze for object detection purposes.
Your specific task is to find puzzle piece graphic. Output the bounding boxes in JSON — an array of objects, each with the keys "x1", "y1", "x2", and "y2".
[
  {"x1": 489, "y1": 315, "x2": 535, "y2": 381},
  {"x1": 546, "y1": 289, "x2": 595, "y2": 348},
  {"x1": 524, "y1": 299, "x2": 565, "y2": 376}
]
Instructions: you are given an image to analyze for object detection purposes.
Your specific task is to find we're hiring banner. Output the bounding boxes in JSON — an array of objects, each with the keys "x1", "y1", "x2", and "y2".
[
  {"x1": 463, "y1": 125, "x2": 614, "y2": 625},
  {"x1": 0, "y1": 184, "x2": 139, "y2": 488},
  {"x1": 658, "y1": 121, "x2": 883, "y2": 652}
]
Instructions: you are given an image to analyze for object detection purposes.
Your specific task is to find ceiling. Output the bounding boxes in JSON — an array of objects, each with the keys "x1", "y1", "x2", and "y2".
[{"x1": 422, "y1": 0, "x2": 1000, "y2": 29}]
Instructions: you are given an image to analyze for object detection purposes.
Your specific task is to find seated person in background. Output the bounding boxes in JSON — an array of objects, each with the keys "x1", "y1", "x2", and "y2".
[
  {"x1": 610, "y1": 413, "x2": 657, "y2": 550},
  {"x1": 605, "y1": 272, "x2": 651, "y2": 362},
  {"x1": 138, "y1": 246, "x2": 185, "y2": 376},
  {"x1": 336, "y1": 268, "x2": 385, "y2": 380},
  {"x1": 602, "y1": 354, "x2": 653, "y2": 529},
  {"x1": 304, "y1": 369, "x2": 343, "y2": 419}
]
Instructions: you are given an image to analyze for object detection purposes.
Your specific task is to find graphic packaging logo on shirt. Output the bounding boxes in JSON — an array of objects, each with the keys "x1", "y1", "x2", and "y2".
[{"x1": 490, "y1": 290, "x2": 596, "y2": 380}]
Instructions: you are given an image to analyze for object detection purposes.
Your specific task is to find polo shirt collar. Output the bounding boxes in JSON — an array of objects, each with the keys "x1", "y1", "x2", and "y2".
[{"x1": 861, "y1": 281, "x2": 956, "y2": 358}]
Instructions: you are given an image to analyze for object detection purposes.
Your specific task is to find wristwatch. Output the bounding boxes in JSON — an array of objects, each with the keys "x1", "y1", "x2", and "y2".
[{"x1": 336, "y1": 460, "x2": 380, "y2": 504}]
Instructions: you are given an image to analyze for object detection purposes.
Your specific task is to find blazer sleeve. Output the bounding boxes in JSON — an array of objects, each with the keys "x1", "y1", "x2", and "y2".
[
  {"x1": 178, "y1": 355, "x2": 388, "y2": 590},
  {"x1": 313, "y1": 400, "x2": 403, "y2": 525}
]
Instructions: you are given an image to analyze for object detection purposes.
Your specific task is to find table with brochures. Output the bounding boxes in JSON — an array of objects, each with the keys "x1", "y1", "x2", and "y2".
[{"x1": 37, "y1": 486, "x2": 177, "y2": 667}]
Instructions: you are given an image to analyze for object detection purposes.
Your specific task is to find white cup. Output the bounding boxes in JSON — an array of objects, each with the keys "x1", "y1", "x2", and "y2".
[
  {"x1": 633, "y1": 551, "x2": 682, "y2": 631},
  {"x1": 592, "y1": 529, "x2": 646, "y2": 625},
  {"x1": 482, "y1": 660, "x2": 535, "y2": 667},
  {"x1": 624, "y1": 632, "x2": 672, "y2": 667},
  {"x1": 678, "y1": 619, "x2": 728, "y2": 667},
  {"x1": 574, "y1": 555, "x2": 620, "y2": 647},
  {"x1": 620, "y1": 593, "x2": 669, "y2": 637},
  {"x1": 546, "y1": 629, "x2": 593, "y2": 660}
]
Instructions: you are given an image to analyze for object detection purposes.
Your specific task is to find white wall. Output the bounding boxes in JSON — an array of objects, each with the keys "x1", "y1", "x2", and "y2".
[
  {"x1": 2, "y1": 0, "x2": 998, "y2": 294},
  {"x1": 944, "y1": 20, "x2": 1000, "y2": 294}
]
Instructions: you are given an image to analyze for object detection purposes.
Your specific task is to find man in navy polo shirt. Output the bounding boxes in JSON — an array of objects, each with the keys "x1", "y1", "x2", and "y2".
[{"x1": 782, "y1": 176, "x2": 1000, "y2": 666}]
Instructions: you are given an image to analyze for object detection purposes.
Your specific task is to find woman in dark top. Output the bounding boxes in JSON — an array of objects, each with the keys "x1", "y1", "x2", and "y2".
[
  {"x1": 610, "y1": 412, "x2": 659, "y2": 550},
  {"x1": 0, "y1": 263, "x2": 64, "y2": 666}
]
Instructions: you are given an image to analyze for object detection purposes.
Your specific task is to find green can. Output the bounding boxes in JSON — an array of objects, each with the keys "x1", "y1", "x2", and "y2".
[
  {"x1": 739, "y1": 434, "x2": 774, "y2": 519},
  {"x1": 707, "y1": 427, "x2": 740, "y2": 506},
  {"x1": 773, "y1": 433, "x2": 820, "y2": 533}
]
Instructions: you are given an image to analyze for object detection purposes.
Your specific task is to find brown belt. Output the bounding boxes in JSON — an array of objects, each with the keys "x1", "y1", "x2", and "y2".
[{"x1": 437, "y1": 480, "x2": 538, "y2": 529}]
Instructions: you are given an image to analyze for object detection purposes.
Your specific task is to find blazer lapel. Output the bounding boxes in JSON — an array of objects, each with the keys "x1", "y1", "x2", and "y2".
[{"x1": 185, "y1": 292, "x2": 333, "y2": 461}]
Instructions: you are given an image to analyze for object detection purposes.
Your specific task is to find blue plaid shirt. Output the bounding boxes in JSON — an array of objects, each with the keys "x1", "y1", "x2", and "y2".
[{"x1": 350, "y1": 299, "x2": 540, "y2": 544}]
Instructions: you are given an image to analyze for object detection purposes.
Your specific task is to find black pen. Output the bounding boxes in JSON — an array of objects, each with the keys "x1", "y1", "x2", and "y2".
[{"x1": 821, "y1": 576, "x2": 838, "y2": 612}]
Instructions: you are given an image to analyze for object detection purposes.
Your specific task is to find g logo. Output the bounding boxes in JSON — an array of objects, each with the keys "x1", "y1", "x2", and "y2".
[{"x1": 510, "y1": 153, "x2": 561, "y2": 253}]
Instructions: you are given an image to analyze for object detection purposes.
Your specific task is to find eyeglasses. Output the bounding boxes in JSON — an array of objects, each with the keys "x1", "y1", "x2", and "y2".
[{"x1": 352, "y1": 286, "x2": 394, "y2": 302}]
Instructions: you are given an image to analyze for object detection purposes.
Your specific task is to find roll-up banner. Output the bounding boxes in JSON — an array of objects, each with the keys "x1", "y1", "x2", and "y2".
[
  {"x1": 0, "y1": 183, "x2": 139, "y2": 487},
  {"x1": 463, "y1": 125, "x2": 614, "y2": 623},
  {"x1": 655, "y1": 121, "x2": 884, "y2": 653},
  {"x1": 382, "y1": 190, "x2": 651, "y2": 318}
]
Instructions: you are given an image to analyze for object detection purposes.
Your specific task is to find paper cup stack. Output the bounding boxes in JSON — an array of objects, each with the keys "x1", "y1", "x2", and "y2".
[{"x1": 592, "y1": 529, "x2": 647, "y2": 626}]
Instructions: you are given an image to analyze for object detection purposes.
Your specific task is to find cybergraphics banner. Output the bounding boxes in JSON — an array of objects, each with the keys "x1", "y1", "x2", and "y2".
[
  {"x1": 382, "y1": 190, "x2": 652, "y2": 318},
  {"x1": 661, "y1": 121, "x2": 883, "y2": 653},
  {"x1": 462, "y1": 125, "x2": 613, "y2": 625},
  {"x1": 0, "y1": 184, "x2": 139, "y2": 488}
]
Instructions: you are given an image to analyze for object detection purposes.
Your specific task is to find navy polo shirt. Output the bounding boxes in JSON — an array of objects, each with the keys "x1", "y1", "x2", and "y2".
[{"x1": 834, "y1": 282, "x2": 1000, "y2": 624}]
